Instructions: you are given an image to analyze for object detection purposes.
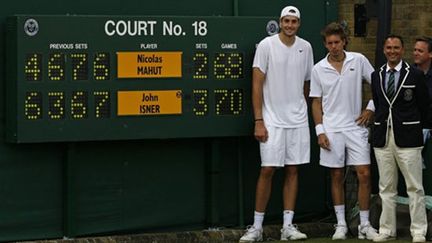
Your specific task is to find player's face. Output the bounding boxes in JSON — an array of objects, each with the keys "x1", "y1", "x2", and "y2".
[
  {"x1": 279, "y1": 16, "x2": 300, "y2": 37},
  {"x1": 413, "y1": 41, "x2": 432, "y2": 66},
  {"x1": 384, "y1": 37, "x2": 404, "y2": 66},
  {"x1": 324, "y1": 34, "x2": 345, "y2": 57}
]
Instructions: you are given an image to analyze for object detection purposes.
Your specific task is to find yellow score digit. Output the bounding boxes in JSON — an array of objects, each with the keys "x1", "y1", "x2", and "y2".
[
  {"x1": 193, "y1": 89, "x2": 208, "y2": 116},
  {"x1": 48, "y1": 92, "x2": 65, "y2": 119},
  {"x1": 94, "y1": 53, "x2": 110, "y2": 80},
  {"x1": 215, "y1": 89, "x2": 228, "y2": 115},
  {"x1": 94, "y1": 91, "x2": 110, "y2": 118},
  {"x1": 71, "y1": 91, "x2": 88, "y2": 119},
  {"x1": 193, "y1": 53, "x2": 208, "y2": 79},
  {"x1": 48, "y1": 53, "x2": 65, "y2": 81},
  {"x1": 25, "y1": 92, "x2": 42, "y2": 120},
  {"x1": 71, "y1": 53, "x2": 88, "y2": 81},
  {"x1": 230, "y1": 89, "x2": 243, "y2": 115},
  {"x1": 228, "y1": 53, "x2": 243, "y2": 79},
  {"x1": 214, "y1": 53, "x2": 226, "y2": 79},
  {"x1": 24, "y1": 53, "x2": 42, "y2": 81}
]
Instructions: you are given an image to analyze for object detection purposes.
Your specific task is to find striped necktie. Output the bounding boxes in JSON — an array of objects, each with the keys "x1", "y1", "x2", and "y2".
[{"x1": 387, "y1": 69, "x2": 395, "y2": 100}]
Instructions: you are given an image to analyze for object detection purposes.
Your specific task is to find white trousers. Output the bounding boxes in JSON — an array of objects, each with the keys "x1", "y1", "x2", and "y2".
[{"x1": 374, "y1": 129, "x2": 427, "y2": 237}]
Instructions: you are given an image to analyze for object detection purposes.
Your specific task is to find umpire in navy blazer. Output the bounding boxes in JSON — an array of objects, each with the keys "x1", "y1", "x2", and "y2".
[
  {"x1": 371, "y1": 34, "x2": 430, "y2": 243},
  {"x1": 371, "y1": 60, "x2": 430, "y2": 147}
]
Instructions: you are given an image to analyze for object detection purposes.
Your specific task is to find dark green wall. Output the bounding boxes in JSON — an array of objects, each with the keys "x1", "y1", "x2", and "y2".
[{"x1": 0, "y1": 0, "x2": 338, "y2": 241}]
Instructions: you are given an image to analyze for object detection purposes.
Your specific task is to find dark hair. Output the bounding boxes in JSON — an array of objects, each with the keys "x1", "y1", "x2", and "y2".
[
  {"x1": 415, "y1": 36, "x2": 432, "y2": 52},
  {"x1": 384, "y1": 34, "x2": 404, "y2": 47},
  {"x1": 320, "y1": 22, "x2": 347, "y2": 43}
]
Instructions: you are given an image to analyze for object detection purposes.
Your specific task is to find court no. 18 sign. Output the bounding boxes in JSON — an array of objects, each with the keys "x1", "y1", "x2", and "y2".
[{"x1": 6, "y1": 15, "x2": 276, "y2": 142}]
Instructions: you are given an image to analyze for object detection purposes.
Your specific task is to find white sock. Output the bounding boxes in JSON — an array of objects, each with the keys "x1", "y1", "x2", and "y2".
[
  {"x1": 283, "y1": 210, "x2": 294, "y2": 228},
  {"x1": 253, "y1": 211, "x2": 265, "y2": 229},
  {"x1": 334, "y1": 205, "x2": 346, "y2": 226},
  {"x1": 360, "y1": 210, "x2": 370, "y2": 226}
]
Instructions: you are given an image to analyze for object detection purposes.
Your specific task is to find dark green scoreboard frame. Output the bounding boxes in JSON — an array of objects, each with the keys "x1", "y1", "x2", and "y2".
[{"x1": 6, "y1": 15, "x2": 277, "y2": 143}]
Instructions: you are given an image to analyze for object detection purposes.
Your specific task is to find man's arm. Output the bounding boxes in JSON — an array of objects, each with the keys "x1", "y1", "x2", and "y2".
[
  {"x1": 415, "y1": 71, "x2": 431, "y2": 128},
  {"x1": 252, "y1": 67, "x2": 268, "y2": 142},
  {"x1": 370, "y1": 72, "x2": 379, "y2": 114},
  {"x1": 355, "y1": 99, "x2": 374, "y2": 126},
  {"x1": 311, "y1": 97, "x2": 330, "y2": 150},
  {"x1": 304, "y1": 81, "x2": 310, "y2": 105},
  {"x1": 356, "y1": 56, "x2": 375, "y2": 126}
]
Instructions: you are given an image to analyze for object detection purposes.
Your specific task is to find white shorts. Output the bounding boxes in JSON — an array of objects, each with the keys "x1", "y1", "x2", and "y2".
[
  {"x1": 320, "y1": 128, "x2": 371, "y2": 168},
  {"x1": 260, "y1": 126, "x2": 310, "y2": 167}
]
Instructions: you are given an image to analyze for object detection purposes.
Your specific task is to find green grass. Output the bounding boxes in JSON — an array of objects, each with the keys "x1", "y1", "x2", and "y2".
[{"x1": 266, "y1": 238, "x2": 414, "y2": 243}]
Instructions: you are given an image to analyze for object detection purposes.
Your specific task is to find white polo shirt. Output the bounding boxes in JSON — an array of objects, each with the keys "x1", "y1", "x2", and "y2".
[
  {"x1": 310, "y1": 51, "x2": 374, "y2": 132},
  {"x1": 253, "y1": 34, "x2": 314, "y2": 128}
]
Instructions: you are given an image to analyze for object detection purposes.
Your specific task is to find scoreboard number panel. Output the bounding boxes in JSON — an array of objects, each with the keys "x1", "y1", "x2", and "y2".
[{"x1": 6, "y1": 15, "x2": 276, "y2": 142}]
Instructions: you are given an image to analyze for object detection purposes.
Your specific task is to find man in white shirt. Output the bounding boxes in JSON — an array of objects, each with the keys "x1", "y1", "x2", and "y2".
[
  {"x1": 239, "y1": 5, "x2": 313, "y2": 242},
  {"x1": 310, "y1": 22, "x2": 378, "y2": 240}
]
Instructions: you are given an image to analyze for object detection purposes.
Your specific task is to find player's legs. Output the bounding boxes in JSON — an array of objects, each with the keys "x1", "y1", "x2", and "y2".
[
  {"x1": 330, "y1": 168, "x2": 345, "y2": 206},
  {"x1": 355, "y1": 165, "x2": 371, "y2": 210},
  {"x1": 282, "y1": 126, "x2": 310, "y2": 211},
  {"x1": 282, "y1": 165, "x2": 298, "y2": 211},
  {"x1": 319, "y1": 131, "x2": 348, "y2": 239},
  {"x1": 255, "y1": 166, "x2": 276, "y2": 212},
  {"x1": 280, "y1": 127, "x2": 309, "y2": 240},
  {"x1": 345, "y1": 128, "x2": 372, "y2": 212}
]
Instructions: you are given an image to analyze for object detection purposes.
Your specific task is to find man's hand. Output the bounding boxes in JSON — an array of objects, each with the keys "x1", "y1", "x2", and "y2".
[
  {"x1": 254, "y1": 121, "x2": 268, "y2": 142},
  {"x1": 318, "y1": 133, "x2": 331, "y2": 151},
  {"x1": 356, "y1": 109, "x2": 374, "y2": 126}
]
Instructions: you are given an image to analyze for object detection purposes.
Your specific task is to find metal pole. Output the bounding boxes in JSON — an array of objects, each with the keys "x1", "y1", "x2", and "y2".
[
  {"x1": 237, "y1": 137, "x2": 245, "y2": 227},
  {"x1": 374, "y1": 0, "x2": 392, "y2": 67},
  {"x1": 233, "y1": 0, "x2": 239, "y2": 16}
]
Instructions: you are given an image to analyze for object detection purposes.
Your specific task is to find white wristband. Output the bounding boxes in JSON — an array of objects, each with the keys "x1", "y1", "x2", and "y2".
[
  {"x1": 366, "y1": 99, "x2": 375, "y2": 112},
  {"x1": 315, "y1": 124, "x2": 325, "y2": 136}
]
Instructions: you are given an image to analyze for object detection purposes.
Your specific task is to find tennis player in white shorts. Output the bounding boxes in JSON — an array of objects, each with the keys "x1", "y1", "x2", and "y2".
[
  {"x1": 239, "y1": 5, "x2": 314, "y2": 242},
  {"x1": 310, "y1": 22, "x2": 378, "y2": 241},
  {"x1": 319, "y1": 128, "x2": 370, "y2": 168},
  {"x1": 260, "y1": 126, "x2": 310, "y2": 167}
]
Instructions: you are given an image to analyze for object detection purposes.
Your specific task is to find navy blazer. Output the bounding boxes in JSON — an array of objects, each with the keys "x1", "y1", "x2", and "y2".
[{"x1": 371, "y1": 61, "x2": 431, "y2": 148}]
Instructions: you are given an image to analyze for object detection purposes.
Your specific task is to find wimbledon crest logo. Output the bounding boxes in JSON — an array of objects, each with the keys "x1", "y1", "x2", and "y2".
[
  {"x1": 266, "y1": 20, "x2": 279, "y2": 36},
  {"x1": 24, "y1": 18, "x2": 39, "y2": 36}
]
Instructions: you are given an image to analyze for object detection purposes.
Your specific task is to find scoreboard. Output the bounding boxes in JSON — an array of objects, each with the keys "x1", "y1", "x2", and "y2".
[{"x1": 6, "y1": 15, "x2": 279, "y2": 143}]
